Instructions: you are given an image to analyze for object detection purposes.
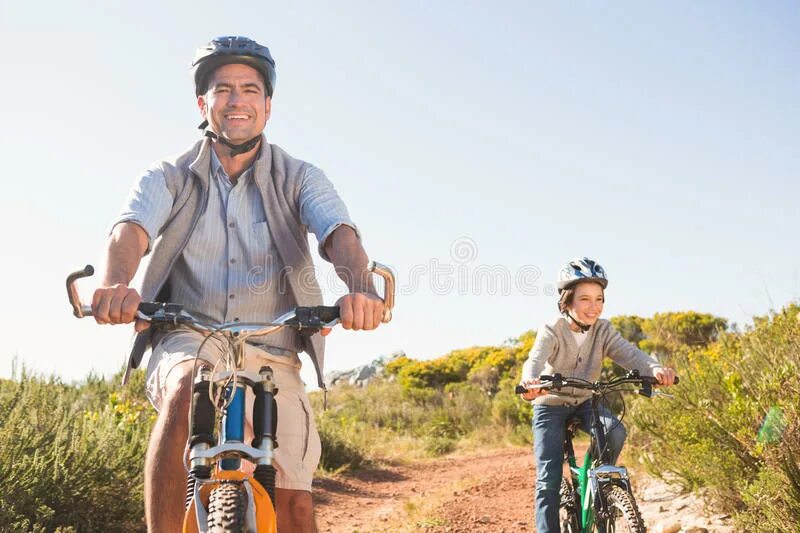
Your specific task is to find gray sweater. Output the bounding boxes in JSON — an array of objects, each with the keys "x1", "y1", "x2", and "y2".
[{"x1": 520, "y1": 317, "x2": 662, "y2": 406}]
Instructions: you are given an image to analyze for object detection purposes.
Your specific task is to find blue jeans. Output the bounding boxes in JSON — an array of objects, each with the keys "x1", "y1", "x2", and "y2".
[{"x1": 532, "y1": 402, "x2": 627, "y2": 533}]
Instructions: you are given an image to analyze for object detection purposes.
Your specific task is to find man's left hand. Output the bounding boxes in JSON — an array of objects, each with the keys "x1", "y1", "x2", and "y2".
[{"x1": 331, "y1": 292, "x2": 385, "y2": 333}]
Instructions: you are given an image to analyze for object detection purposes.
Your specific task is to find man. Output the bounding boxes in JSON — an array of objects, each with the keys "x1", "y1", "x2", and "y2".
[{"x1": 91, "y1": 36, "x2": 385, "y2": 532}]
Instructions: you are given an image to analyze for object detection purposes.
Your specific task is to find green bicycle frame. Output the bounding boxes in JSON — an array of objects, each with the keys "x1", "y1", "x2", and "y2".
[
  {"x1": 568, "y1": 448, "x2": 595, "y2": 532},
  {"x1": 522, "y1": 372, "x2": 668, "y2": 532}
]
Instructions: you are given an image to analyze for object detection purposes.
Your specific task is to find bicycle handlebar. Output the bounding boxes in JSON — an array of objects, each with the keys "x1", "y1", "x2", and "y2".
[
  {"x1": 515, "y1": 371, "x2": 679, "y2": 395},
  {"x1": 66, "y1": 261, "x2": 395, "y2": 328}
]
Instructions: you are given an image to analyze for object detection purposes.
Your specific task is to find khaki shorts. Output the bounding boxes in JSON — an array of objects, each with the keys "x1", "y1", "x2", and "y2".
[{"x1": 145, "y1": 328, "x2": 322, "y2": 492}]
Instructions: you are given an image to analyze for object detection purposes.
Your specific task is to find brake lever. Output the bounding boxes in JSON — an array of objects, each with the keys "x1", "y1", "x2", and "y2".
[
  {"x1": 286, "y1": 307, "x2": 340, "y2": 336},
  {"x1": 136, "y1": 304, "x2": 192, "y2": 326}
]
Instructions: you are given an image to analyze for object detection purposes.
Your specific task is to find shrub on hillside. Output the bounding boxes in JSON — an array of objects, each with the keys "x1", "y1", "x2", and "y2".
[
  {"x1": 312, "y1": 378, "x2": 508, "y2": 459},
  {"x1": 639, "y1": 311, "x2": 727, "y2": 358},
  {"x1": 388, "y1": 331, "x2": 535, "y2": 395},
  {"x1": 626, "y1": 305, "x2": 799, "y2": 530},
  {"x1": 315, "y1": 414, "x2": 368, "y2": 472},
  {"x1": 0, "y1": 370, "x2": 152, "y2": 532},
  {"x1": 609, "y1": 315, "x2": 647, "y2": 347},
  {"x1": 392, "y1": 347, "x2": 483, "y2": 390}
]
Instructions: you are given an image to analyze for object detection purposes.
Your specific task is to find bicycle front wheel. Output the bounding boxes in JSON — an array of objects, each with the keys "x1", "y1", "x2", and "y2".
[
  {"x1": 559, "y1": 478, "x2": 581, "y2": 533},
  {"x1": 207, "y1": 481, "x2": 248, "y2": 533},
  {"x1": 595, "y1": 484, "x2": 645, "y2": 533}
]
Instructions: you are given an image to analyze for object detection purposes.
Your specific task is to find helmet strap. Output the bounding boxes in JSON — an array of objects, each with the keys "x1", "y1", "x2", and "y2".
[
  {"x1": 198, "y1": 120, "x2": 261, "y2": 157},
  {"x1": 566, "y1": 312, "x2": 592, "y2": 333}
]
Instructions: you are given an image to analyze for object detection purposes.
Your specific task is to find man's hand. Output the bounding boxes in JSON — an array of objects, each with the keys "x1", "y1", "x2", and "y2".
[
  {"x1": 92, "y1": 284, "x2": 149, "y2": 331},
  {"x1": 335, "y1": 292, "x2": 385, "y2": 332},
  {"x1": 519, "y1": 378, "x2": 549, "y2": 401},
  {"x1": 653, "y1": 367, "x2": 677, "y2": 387}
]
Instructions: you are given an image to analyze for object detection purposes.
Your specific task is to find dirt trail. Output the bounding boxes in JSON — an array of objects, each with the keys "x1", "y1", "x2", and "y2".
[{"x1": 313, "y1": 447, "x2": 733, "y2": 533}]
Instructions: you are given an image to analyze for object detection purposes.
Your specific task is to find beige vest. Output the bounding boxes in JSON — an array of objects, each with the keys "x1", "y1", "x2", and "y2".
[{"x1": 124, "y1": 137, "x2": 326, "y2": 387}]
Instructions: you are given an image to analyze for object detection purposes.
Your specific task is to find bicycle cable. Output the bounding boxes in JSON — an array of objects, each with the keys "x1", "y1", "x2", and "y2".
[
  {"x1": 209, "y1": 339, "x2": 237, "y2": 412},
  {"x1": 595, "y1": 378, "x2": 653, "y2": 464},
  {"x1": 596, "y1": 386, "x2": 624, "y2": 464},
  {"x1": 183, "y1": 325, "x2": 230, "y2": 474}
]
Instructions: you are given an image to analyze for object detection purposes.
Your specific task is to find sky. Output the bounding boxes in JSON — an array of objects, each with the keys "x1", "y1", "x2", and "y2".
[{"x1": 1, "y1": 1, "x2": 798, "y2": 388}]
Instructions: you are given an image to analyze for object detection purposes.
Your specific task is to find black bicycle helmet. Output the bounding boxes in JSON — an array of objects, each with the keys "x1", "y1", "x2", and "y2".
[
  {"x1": 557, "y1": 257, "x2": 609, "y2": 293},
  {"x1": 192, "y1": 36, "x2": 276, "y2": 97}
]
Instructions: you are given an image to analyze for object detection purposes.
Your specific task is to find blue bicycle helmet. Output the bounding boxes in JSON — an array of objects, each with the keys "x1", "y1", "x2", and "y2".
[{"x1": 557, "y1": 257, "x2": 608, "y2": 293}]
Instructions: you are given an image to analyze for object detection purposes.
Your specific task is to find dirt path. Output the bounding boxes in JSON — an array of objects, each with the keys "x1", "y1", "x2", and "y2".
[{"x1": 313, "y1": 447, "x2": 733, "y2": 533}]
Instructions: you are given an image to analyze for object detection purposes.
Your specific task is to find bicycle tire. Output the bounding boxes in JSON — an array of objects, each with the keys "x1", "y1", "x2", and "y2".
[
  {"x1": 595, "y1": 484, "x2": 645, "y2": 533},
  {"x1": 559, "y1": 478, "x2": 581, "y2": 533},
  {"x1": 207, "y1": 481, "x2": 248, "y2": 533}
]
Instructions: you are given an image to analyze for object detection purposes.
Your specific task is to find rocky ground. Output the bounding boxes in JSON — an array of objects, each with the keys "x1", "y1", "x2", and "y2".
[{"x1": 313, "y1": 447, "x2": 734, "y2": 532}]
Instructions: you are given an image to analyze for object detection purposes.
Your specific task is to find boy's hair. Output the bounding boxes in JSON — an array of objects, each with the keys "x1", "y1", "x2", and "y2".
[{"x1": 558, "y1": 288, "x2": 574, "y2": 314}]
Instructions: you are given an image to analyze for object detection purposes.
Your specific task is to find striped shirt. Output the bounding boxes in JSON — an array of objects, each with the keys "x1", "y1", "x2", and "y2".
[{"x1": 113, "y1": 146, "x2": 357, "y2": 356}]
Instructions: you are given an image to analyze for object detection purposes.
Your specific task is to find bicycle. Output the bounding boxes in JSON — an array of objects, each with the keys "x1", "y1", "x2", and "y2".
[
  {"x1": 516, "y1": 371, "x2": 679, "y2": 532},
  {"x1": 67, "y1": 261, "x2": 395, "y2": 533}
]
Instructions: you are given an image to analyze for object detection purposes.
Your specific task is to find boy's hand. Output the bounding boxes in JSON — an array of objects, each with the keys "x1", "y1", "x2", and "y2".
[
  {"x1": 519, "y1": 378, "x2": 549, "y2": 401},
  {"x1": 653, "y1": 367, "x2": 677, "y2": 387}
]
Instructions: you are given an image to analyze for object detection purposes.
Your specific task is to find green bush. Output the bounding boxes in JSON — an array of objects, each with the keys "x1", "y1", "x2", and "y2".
[
  {"x1": 315, "y1": 414, "x2": 368, "y2": 472},
  {"x1": 639, "y1": 311, "x2": 727, "y2": 358},
  {"x1": 421, "y1": 411, "x2": 461, "y2": 456},
  {"x1": 312, "y1": 379, "x2": 500, "y2": 460},
  {"x1": 609, "y1": 315, "x2": 647, "y2": 347},
  {"x1": 0, "y1": 370, "x2": 152, "y2": 532},
  {"x1": 626, "y1": 305, "x2": 800, "y2": 529},
  {"x1": 389, "y1": 331, "x2": 535, "y2": 395},
  {"x1": 423, "y1": 435, "x2": 456, "y2": 456}
]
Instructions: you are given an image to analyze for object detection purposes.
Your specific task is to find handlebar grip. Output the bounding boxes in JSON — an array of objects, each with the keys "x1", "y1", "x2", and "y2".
[
  {"x1": 66, "y1": 265, "x2": 95, "y2": 318},
  {"x1": 67, "y1": 264, "x2": 94, "y2": 283},
  {"x1": 315, "y1": 306, "x2": 340, "y2": 324},
  {"x1": 515, "y1": 385, "x2": 526, "y2": 394},
  {"x1": 138, "y1": 302, "x2": 164, "y2": 315},
  {"x1": 643, "y1": 375, "x2": 680, "y2": 385},
  {"x1": 368, "y1": 261, "x2": 395, "y2": 323},
  {"x1": 292, "y1": 306, "x2": 341, "y2": 333}
]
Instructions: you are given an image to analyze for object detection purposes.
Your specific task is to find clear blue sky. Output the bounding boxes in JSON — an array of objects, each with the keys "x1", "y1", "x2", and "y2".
[{"x1": 1, "y1": 1, "x2": 798, "y2": 386}]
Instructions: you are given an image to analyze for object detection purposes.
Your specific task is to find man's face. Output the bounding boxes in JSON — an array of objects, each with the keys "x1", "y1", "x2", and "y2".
[{"x1": 198, "y1": 63, "x2": 271, "y2": 144}]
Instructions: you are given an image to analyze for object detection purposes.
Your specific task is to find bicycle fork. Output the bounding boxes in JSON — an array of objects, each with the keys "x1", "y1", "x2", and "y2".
[
  {"x1": 566, "y1": 411, "x2": 635, "y2": 532},
  {"x1": 586, "y1": 396, "x2": 634, "y2": 526},
  {"x1": 185, "y1": 365, "x2": 280, "y2": 511}
]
